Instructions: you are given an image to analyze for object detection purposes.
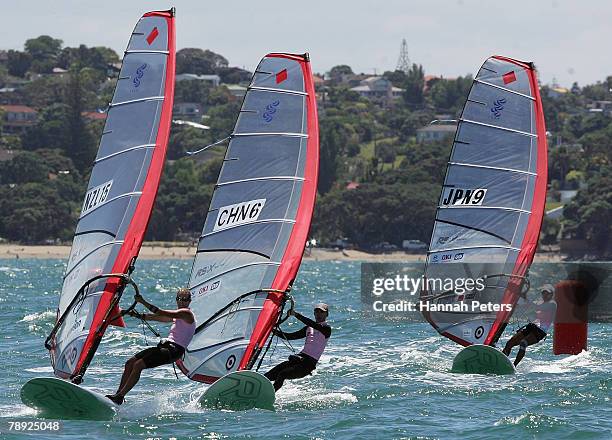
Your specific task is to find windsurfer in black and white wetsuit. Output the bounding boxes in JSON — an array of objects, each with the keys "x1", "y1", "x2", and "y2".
[
  {"x1": 106, "y1": 288, "x2": 195, "y2": 405},
  {"x1": 265, "y1": 303, "x2": 331, "y2": 391},
  {"x1": 502, "y1": 284, "x2": 557, "y2": 366}
]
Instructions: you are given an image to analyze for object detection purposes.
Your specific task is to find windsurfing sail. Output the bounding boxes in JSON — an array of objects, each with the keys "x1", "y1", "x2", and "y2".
[
  {"x1": 420, "y1": 56, "x2": 548, "y2": 347},
  {"x1": 47, "y1": 9, "x2": 176, "y2": 381},
  {"x1": 177, "y1": 53, "x2": 319, "y2": 383}
]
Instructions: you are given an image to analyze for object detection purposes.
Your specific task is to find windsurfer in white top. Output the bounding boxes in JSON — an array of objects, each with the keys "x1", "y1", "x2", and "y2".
[
  {"x1": 265, "y1": 303, "x2": 331, "y2": 391},
  {"x1": 106, "y1": 288, "x2": 196, "y2": 405},
  {"x1": 502, "y1": 284, "x2": 557, "y2": 366}
]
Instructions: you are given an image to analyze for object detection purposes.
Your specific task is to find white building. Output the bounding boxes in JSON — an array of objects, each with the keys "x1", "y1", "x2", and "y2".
[
  {"x1": 175, "y1": 73, "x2": 221, "y2": 87},
  {"x1": 416, "y1": 124, "x2": 457, "y2": 143},
  {"x1": 350, "y1": 76, "x2": 403, "y2": 102}
]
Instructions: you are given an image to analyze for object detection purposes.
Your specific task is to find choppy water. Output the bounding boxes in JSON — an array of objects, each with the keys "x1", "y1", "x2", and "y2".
[{"x1": 0, "y1": 259, "x2": 610, "y2": 439}]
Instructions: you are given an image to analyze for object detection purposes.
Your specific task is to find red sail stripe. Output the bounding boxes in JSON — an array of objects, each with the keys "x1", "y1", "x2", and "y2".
[{"x1": 73, "y1": 10, "x2": 175, "y2": 378}]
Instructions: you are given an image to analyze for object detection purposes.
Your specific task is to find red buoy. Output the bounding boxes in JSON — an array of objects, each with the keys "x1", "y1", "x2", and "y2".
[{"x1": 553, "y1": 280, "x2": 588, "y2": 355}]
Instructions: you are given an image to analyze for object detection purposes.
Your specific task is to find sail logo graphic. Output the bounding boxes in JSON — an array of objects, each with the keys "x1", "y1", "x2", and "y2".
[
  {"x1": 81, "y1": 180, "x2": 113, "y2": 216},
  {"x1": 196, "y1": 280, "x2": 221, "y2": 296},
  {"x1": 490, "y1": 98, "x2": 507, "y2": 119},
  {"x1": 214, "y1": 199, "x2": 266, "y2": 232},
  {"x1": 263, "y1": 101, "x2": 280, "y2": 123},
  {"x1": 225, "y1": 354, "x2": 236, "y2": 370},
  {"x1": 60, "y1": 346, "x2": 78, "y2": 368},
  {"x1": 437, "y1": 233, "x2": 461, "y2": 245},
  {"x1": 132, "y1": 63, "x2": 148, "y2": 89},
  {"x1": 441, "y1": 187, "x2": 487, "y2": 206},
  {"x1": 195, "y1": 262, "x2": 225, "y2": 279}
]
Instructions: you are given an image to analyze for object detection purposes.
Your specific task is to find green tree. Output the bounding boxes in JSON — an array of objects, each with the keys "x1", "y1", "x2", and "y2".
[
  {"x1": 0, "y1": 183, "x2": 75, "y2": 242},
  {"x1": 21, "y1": 75, "x2": 67, "y2": 108},
  {"x1": 0, "y1": 151, "x2": 48, "y2": 184},
  {"x1": 22, "y1": 104, "x2": 72, "y2": 151},
  {"x1": 428, "y1": 75, "x2": 472, "y2": 113},
  {"x1": 147, "y1": 158, "x2": 215, "y2": 240},
  {"x1": 174, "y1": 79, "x2": 212, "y2": 108},
  {"x1": 64, "y1": 68, "x2": 97, "y2": 170},
  {"x1": 218, "y1": 67, "x2": 251, "y2": 84},
  {"x1": 57, "y1": 45, "x2": 118, "y2": 73},
  {"x1": 312, "y1": 182, "x2": 438, "y2": 247},
  {"x1": 7, "y1": 50, "x2": 32, "y2": 77},
  {"x1": 540, "y1": 216, "x2": 561, "y2": 247},
  {"x1": 25, "y1": 35, "x2": 63, "y2": 73},
  {"x1": 176, "y1": 48, "x2": 228, "y2": 75},
  {"x1": 403, "y1": 63, "x2": 425, "y2": 107},
  {"x1": 328, "y1": 65, "x2": 353, "y2": 85},
  {"x1": 563, "y1": 172, "x2": 612, "y2": 257},
  {"x1": 383, "y1": 70, "x2": 407, "y2": 88}
]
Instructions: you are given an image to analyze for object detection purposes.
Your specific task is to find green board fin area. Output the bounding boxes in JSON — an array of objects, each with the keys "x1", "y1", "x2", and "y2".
[
  {"x1": 199, "y1": 370, "x2": 275, "y2": 411},
  {"x1": 451, "y1": 344, "x2": 516, "y2": 375},
  {"x1": 20, "y1": 377, "x2": 117, "y2": 420}
]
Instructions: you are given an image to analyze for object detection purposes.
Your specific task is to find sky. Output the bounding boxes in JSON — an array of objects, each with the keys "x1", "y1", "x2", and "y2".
[{"x1": 4, "y1": 0, "x2": 611, "y2": 87}]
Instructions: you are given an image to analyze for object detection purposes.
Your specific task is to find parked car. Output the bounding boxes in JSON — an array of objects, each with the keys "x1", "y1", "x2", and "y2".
[{"x1": 402, "y1": 239, "x2": 427, "y2": 252}]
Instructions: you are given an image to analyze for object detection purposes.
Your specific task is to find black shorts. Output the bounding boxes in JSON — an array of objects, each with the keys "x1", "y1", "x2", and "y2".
[
  {"x1": 134, "y1": 341, "x2": 185, "y2": 369},
  {"x1": 520, "y1": 322, "x2": 547, "y2": 343}
]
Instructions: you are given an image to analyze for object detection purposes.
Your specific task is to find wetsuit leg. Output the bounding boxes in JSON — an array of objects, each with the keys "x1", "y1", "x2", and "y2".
[
  {"x1": 503, "y1": 330, "x2": 525, "y2": 356},
  {"x1": 264, "y1": 358, "x2": 315, "y2": 391},
  {"x1": 264, "y1": 360, "x2": 292, "y2": 383},
  {"x1": 514, "y1": 339, "x2": 529, "y2": 366}
]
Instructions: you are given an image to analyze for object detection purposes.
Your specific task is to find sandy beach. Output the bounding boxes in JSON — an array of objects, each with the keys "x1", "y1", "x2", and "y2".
[{"x1": 0, "y1": 243, "x2": 564, "y2": 262}]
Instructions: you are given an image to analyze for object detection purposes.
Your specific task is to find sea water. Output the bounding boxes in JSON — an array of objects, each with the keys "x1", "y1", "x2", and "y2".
[{"x1": 0, "y1": 259, "x2": 610, "y2": 439}]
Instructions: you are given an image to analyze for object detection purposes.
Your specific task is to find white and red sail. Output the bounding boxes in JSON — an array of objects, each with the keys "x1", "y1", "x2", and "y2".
[
  {"x1": 50, "y1": 9, "x2": 176, "y2": 380},
  {"x1": 420, "y1": 56, "x2": 548, "y2": 347},
  {"x1": 177, "y1": 53, "x2": 319, "y2": 383}
]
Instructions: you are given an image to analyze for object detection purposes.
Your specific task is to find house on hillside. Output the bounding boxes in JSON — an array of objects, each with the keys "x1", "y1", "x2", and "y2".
[
  {"x1": 587, "y1": 100, "x2": 612, "y2": 116},
  {"x1": 224, "y1": 84, "x2": 247, "y2": 99},
  {"x1": 350, "y1": 76, "x2": 403, "y2": 103},
  {"x1": 0, "y1": 76, "x2": 28, "y2": 105},
  {"x1": 27, "y1": 68, "x2": 68, "y2": 81},
  {"x1": 106, "y1": 62, "x2": 122, "y2": 78},
  {"x1": 173, "y1": 102, "x2": 203, "y2": 121},
  {"x1": 546, "y1": 86, "x2": 569, "y2": 100},
  {"x1": 175, "y1": 73, "x2": 221, "y2": 87},
  {"x1": 416, "y1": 123, "x2": 456, "y2": 143},
  {"x1": 0, "y1": 105, "x2": 38, "y2": 134},
  {"x1": 0, "y1": 148, "x2": 15, "y2": 162}
]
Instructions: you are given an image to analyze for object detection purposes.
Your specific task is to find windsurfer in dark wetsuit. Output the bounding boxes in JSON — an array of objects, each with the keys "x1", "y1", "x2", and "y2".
[
  {"x1": 265, "y1": 303, "x2": 331, "y2": 391},
  {"x1": 502, "y1": 284, "x2": 557, "y2": 366}
]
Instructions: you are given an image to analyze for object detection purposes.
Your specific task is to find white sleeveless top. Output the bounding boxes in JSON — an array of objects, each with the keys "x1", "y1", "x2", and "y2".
[
  {"x1": 167, "y1": 309, "x2": 196, "y2": 349},
  {"x1": 300, "y1": 321, "x2": 329, "y2": 361}
]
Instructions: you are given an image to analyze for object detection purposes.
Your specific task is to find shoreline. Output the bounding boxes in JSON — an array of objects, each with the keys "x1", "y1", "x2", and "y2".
[{"x1": 0, "y1": 243, "x2": 568, "y2": 262}]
